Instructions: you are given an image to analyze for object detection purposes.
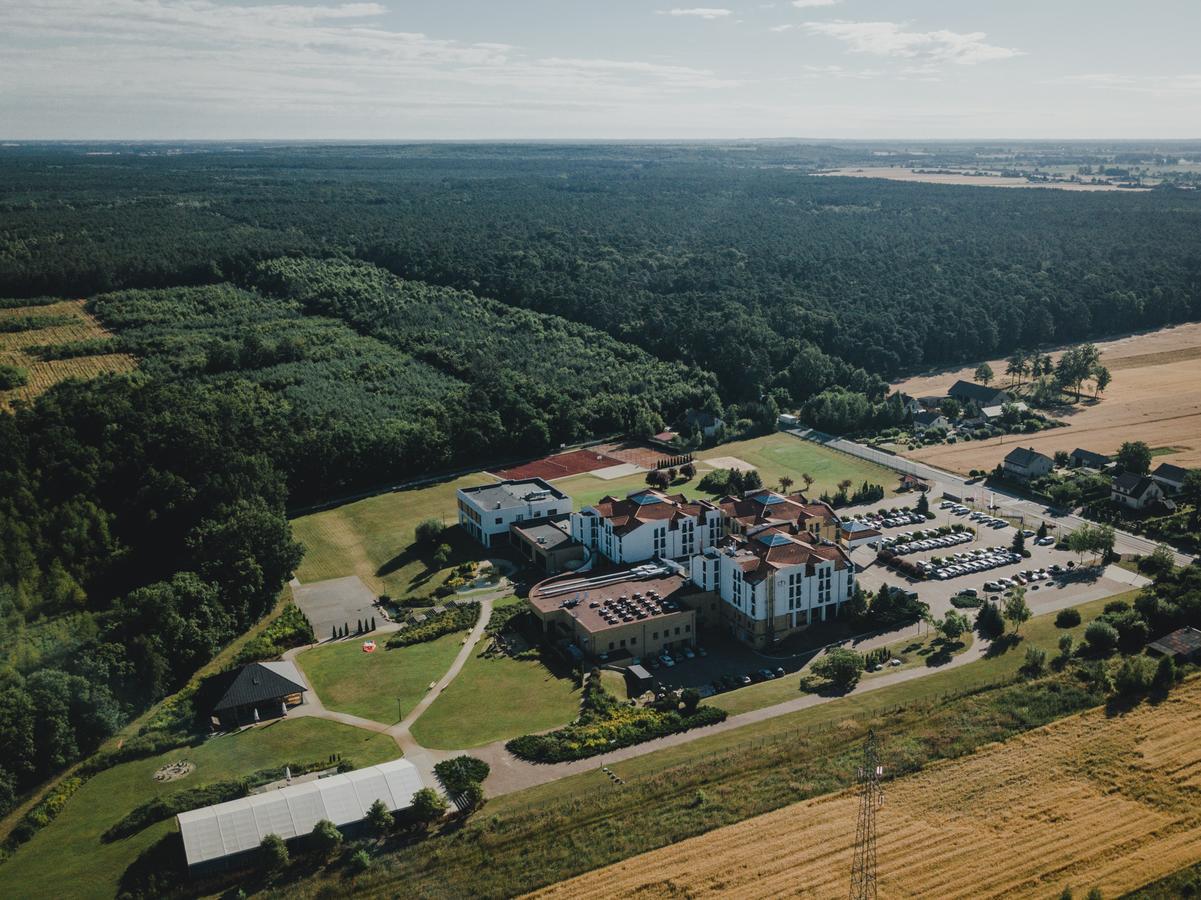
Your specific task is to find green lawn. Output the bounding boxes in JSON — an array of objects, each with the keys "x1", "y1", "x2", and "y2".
[
  {"x1": 560, "y1": 433, "x2": 898, "y2": 510},
  {"x1": 298, "y1": 630, "x2": 468, "y2": 724},
  {"x1": 412, "y1": 651, "x2": 581, "y2": 749},
  {"x1": 290, "y1": 472, "x2": 495, "y2": 596},
  {"x1": 0, "y1": 719, "x2": 398, "y2": 900},
  {"x1": 696, "y1": 432, "x2": 900, "y2": 498},
  {"x1": 412, "y1": 597, "x2": 581, "y2": 748}
]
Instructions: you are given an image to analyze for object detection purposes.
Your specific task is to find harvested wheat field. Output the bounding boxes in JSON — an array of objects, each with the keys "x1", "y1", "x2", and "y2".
[
  {"x1": 531, "y1": 678, "x2": 1201, "y2": 900},
  {"x1": 891, "y1": 322, "x2": 1201, "y2": 474},
  {"x1": 0, "y1": 300, "x2": 136, "y2": 409}
]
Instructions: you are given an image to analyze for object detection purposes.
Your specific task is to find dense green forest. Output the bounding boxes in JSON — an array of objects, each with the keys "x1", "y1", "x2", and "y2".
[{"x1": 1, "y1": 142, "x2": 1200, "y2": 814}]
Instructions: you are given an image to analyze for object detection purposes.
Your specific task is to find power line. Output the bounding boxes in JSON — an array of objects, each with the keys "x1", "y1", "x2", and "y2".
[{"x1": 849, "y1": 729, "x2": 883, "y2": 900}]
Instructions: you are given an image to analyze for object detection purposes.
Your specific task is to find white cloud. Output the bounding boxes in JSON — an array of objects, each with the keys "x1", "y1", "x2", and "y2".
[
  {"x1": 769, "y1": 24, "x2": 795, "y2": 32},
  {"x1": 661, "y1": 8, "x2": 732, "y2": 18},
  {"x1": 792, "y1": 0, "x2": 841, "y2": 7},
  {"x1": 801, "y1": 20, "x2": 1023, "y2": 65}
]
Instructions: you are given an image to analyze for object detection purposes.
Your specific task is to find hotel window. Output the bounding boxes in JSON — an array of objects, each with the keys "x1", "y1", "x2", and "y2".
[
  {"x1": 654, "y1": 525, "x2": 667, "y2": 556},
  {"x1": 495, "y1": 517, "x2": 503, "y2": 524},
  {"x1": 608, "y1": 642, "x2": 615, "y2": 650},
  {"x1": 631, "y1": 637, "x2": 637, "y2": 645},
  {"x1": 787, "y1": 572, "x2": 802, "y2": 611},
  {"x1": 652, "y1": 631, "x2": 659, "y2": 640}
]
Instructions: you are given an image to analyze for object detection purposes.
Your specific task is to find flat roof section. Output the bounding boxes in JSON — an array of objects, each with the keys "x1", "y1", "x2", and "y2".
[
  {"x1": 529, "y1": 565, "x2": 697, "y2": 634},
  {"x1": 458, "y1": 478, "x2": 569, "y2": 510}
]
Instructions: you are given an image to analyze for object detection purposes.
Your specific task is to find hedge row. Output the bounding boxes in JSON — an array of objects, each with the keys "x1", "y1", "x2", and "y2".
[
  {"x1": 386, "y1": 603, "x2": 477, "y2": 648},
  {"x1": 507, "y1": 705, "x2": 727, "y2": 763}
]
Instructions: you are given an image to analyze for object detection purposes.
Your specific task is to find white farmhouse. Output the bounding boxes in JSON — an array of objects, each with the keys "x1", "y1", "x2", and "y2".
[
  {"x1": 691, "y1": 525, "x2": 855, "y2": 648},
  {"x1": 456, "y1": 478, "x2": 572, "y2": 549},
  {"x1": 570, "y1": 488, "x2": 723, "y2": 565}
]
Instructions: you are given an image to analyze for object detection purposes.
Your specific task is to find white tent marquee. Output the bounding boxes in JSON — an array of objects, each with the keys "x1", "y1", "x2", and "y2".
[{"x1": 177, "y1": 758, "x2": 423, "y2": 870}]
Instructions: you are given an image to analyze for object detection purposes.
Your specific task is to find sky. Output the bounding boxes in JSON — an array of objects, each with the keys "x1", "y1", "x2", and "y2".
[{"x1": 2, "y1": 0, "x2": 1200, "y2": 140}]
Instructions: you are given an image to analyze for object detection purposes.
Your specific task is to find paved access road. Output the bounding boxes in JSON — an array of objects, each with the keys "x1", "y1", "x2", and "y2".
[{"x1": 791, "y1": 428, "x2": 1194, "y2": 568}]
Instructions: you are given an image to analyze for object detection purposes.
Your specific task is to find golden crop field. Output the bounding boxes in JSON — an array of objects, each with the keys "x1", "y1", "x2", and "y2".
[
  {"x1": 892, "y1": 321, "x2": 1201, "y2": 474},
  {"x1": 0, "y1": 300, "x2": 136, "y2": 409},
  {"x1": 819, "y1": 167, "x2": 1149, "y2": 192},
  {"x1": 531, "y1": 678, "x2": 1201, "y2": 899}
]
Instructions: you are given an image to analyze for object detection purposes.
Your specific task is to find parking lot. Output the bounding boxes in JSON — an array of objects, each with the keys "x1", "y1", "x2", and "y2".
[{"x1": 624, "y1": 632, "x2": 819, "y2": 699}]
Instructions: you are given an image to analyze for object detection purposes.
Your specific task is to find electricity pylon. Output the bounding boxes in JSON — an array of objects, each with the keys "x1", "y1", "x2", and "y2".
[{"x1": 849, "y1": 729, "x2": 883, "y2": 900}]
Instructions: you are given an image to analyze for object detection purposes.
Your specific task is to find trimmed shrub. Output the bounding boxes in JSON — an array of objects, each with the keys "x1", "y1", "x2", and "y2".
[
  {"x1": 434, "y1": 756, "x2": 490, "y2": 794},
  {"x1": 1055, "y1": 608, "x2": 1082, "y2": 628},
  {"x1": 387, "y1": 603, "x2": 478, "y2": 647},
  {"x1": 1084, "y1": 620, "x2": 1119, "y2": 654}
]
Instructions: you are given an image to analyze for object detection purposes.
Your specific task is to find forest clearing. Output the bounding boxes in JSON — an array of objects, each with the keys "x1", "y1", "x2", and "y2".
[
  {"x1": 531, "y1": 677, "x2": 1201, "y2": 899},
  {"x1": 0, "y1": 299, "x2": 135, "y2": 409},
  {"x1": 892, "y1": 322, "x2": 1201, "y2": 472}
]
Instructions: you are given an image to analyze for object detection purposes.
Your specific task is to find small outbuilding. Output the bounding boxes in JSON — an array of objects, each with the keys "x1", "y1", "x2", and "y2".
[
  {"x1": 208, "y1": 661, "x2": 307, "y2": 729},
  {"x1": 1147, "y1": 627, "x2": 1201, "y2": 663}
]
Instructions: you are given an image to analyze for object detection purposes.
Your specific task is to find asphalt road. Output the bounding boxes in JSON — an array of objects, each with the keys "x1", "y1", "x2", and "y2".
[{"x1": 790, "y1": 427, "x2": 1194, "y2": 568}]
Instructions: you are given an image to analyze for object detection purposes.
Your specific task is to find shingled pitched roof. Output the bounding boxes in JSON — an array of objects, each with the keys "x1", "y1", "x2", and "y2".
[
  {"x1": 730, "y1": 525, "x2": 850, "y2": 584},
  {"x1": 591, "y1": 489, "x2": 717, "y2": 536},
  {"x1": 719, "y1": 490, "x2": 837, "y2": 531},
  {"x1": 210, "y1": 661, "x2": 306, "y2": 712}
]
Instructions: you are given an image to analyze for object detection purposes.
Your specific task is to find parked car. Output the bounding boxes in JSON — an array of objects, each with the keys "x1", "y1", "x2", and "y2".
[
  {"x1": 1036, "y1": 536, "x2": 1055, "y2": 546},
  {"x1": 683, "y1": 647, "x2": 695, "y2": 659},
  {"x1": 660, "y1": 654, "x2": 675, "y2": 668},
  {"x1": 697, "y1": 646, "x2": 708, "y2": 657},
  {"x1": 759, "y1": 668, "x2": 777, "y2": 680},
  {"x1": 775, "y1": 666, "x2": 786, "y2": 677}
]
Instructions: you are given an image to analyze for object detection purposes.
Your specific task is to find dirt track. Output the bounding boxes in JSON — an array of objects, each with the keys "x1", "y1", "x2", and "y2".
[
  {"x1": 891, "y1": 323, "x2": 1201, "y2": 473},
  {"x1": 529, "y1": 679, "x2": 1201, "y2": 899}
]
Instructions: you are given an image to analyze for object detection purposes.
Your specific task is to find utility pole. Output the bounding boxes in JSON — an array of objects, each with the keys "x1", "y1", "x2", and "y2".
[{"x1": 849, "y1": 729, "x2": 883, "y2": 900}]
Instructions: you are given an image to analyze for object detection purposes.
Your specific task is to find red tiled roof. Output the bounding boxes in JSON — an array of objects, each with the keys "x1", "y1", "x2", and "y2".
[
  {"x1": 719, "y1": 490, "x2": 837, "y2": 530},
  {"x1": 592, "y1": 490, "x2": 717, "y2": 536},
  {"x1": 729, "y1": 525, "x2": 851, "y2": 583}
]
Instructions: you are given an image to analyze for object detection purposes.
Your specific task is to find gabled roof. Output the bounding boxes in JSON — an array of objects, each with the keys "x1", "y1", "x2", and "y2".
[
  {"x1": 948, "y1": 380, "x2": 1009, "y2": 404},
  {"x1": 1004, "y1": 446, "x2": 1052, "y2": 468},
  {"x1": 591, "y1": 489, "x2": 717, "y2": 536},
  {"x1": 913, "y1": 410, "x2": 947, "y2": 426},
  {"x1": 719, "y1": 490, "x2": 836, "y2": 531},
  {"x1": 730, "y1": 526, "x2": 851, "y2": 584},
  {"x1": 1152, "y1": 462, "x2": 1190, "y2": 483},
  {"x1": 177, "y1": 758, "x2": 422, "y2": 867},
  {"x1": 1148, "y1": 627, "x2": 1201, "y2": 658},
  {"x1": 1071, "y1": 448, "x2": 1111, "y2": 467},
  {"x1": 211, "y1": 661, "x2": 306, "y2": 712},
  {"x1": 1112, "y1": 473, "x2": 1158, "y2": 497}
]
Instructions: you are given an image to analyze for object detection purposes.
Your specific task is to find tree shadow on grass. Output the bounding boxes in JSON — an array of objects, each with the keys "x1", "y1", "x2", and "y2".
[
  {"x1": 376, "y1": 545, "x2": 422, "y2": 579},
  {"x1": 922, "y1": 638, "x2": 965, "y2": 668},
  {"x1": 984, "y1": 632, "x2": 1024, "y2": 658}
]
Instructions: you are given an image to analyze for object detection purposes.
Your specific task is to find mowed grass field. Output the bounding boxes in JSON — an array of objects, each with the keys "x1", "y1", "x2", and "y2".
[
  {"x1": 297, "y1": 630, "x2": 468, "y2": 724},
  {"x1": 0, "y1": 718, "x2": 398, "y2": 900},
  {"x1": 0, "y1": 299, "x2": 136, "y2": 409},
  {"x1": 289, "y1": 433, "x2": 894, "y2": 597},
  {"x1": 290, "y1": 473, "x2": 495, "y2": 596},
  {"x1": 412, "y1": 648, "x2": 581, "y2": 749},
  {"x1": 892, "y1": 321, "x2": 1201, "y2": 473},
  {"x1": 556, "y1": 432, "x2": 899, "y2": 510},
  {"x1": 532, "y1": 676, "x2": 1201, "y2": 900}
]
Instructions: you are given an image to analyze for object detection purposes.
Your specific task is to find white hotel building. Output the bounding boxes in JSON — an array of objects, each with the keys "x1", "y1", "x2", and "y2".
[
  {"x1": 570, "y1": 489, "x2": 723, "y2": 565},
  {"x1": 690, "y1": 524, "x2": 855, "y2": 648}
]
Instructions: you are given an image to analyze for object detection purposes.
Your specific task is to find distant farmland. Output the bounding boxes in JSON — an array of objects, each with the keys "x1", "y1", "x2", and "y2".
[
  {"x1": 531, "y1": 677, "x2": 1201, "y2": 899},
  {"x1": 0, "y1": 299, "x2": 135, "y2": 409},
  {"x1": 892, "y1": 321, "x2": 1201, "y2": 473}
]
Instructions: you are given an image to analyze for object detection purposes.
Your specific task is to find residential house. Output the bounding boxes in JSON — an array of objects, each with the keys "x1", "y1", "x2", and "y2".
[
  {"x1": 1151, "y1": 462, "x2": 1190, "y2": 495},
  {"x1": 1003, "y1": 447, "x2": 1054, "y2": 480},
  {"x1": 718, "y1": 489, "x2": 840, "y2": 542},
  {"x1": 896, "y1": 393, "x2": 923, "y2": 416},
  {"x1": 1110, "y1": 472, "x2": 1164, "y2": 510},
  {"x1": 685, "y1": 409, "x2": 725, "y2": 438},
  {"x1": 457, "y1": 478, "x2": 572, "y2": 549},
  {"x1": 912, "y1": 410, "x2": 950, "y2": 433},
  {"x1": 692, "y1": 525, "x2": 855, "y2": 648},
  {"x1": 570, "y1": 489, "x2": 723, "y2": 565},
  {"x1": 1070, "y1": 448, "x2": 1112, "y2": 470},
  {"x1": 948, "y1": 380, "x2": 1011, "y2": 408}
]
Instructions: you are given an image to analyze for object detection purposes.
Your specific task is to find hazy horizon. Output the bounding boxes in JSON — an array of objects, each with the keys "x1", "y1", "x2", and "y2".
[{"x1": 4, "y1": 0, "x2": 1200, "y2": 141}]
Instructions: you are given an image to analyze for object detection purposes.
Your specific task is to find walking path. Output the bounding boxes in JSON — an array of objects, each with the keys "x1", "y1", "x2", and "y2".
[{"x1": 284, "y1": 597, "x2": 987, "y2": 800}]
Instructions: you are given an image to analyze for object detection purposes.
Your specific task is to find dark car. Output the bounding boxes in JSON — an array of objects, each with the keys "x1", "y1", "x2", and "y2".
[
  {"x1": 749, "y1": 670, "x2": 764, "y2": 683},
  {"x1": 759, "y1": 668, "x2": 776, "y2": 680}
]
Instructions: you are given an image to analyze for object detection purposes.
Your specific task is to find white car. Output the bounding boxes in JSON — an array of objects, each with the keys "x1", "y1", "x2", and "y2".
[
  {"x1": 660, "y1": 654, "x2": 675, "y2": 668},
  {"x1": 1036, "y1": 536, "x2": 1055, "y2": 546}
]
